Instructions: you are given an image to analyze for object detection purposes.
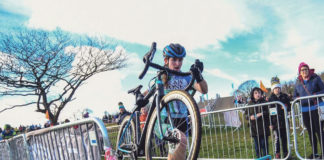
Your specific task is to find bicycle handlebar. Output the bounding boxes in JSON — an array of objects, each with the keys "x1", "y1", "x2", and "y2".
[
  {"x1": 138, "y1": 42, "x2": 193, "y2": 79},
  {"x1": 139, "y1": 42, "x2": 156, "y2": 79},
  {"x1": 138, "y1": 42, "x2": 196, "y2": 99}
]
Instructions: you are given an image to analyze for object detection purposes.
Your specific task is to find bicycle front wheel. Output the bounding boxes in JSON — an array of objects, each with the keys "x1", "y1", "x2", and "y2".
[{"x1": 145, "y1": 90, "x2": 202, "y2": 160}]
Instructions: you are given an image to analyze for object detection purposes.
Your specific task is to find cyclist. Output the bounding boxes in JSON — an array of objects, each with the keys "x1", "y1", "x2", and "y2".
[
  {"x1": 160, "y1": 43, "x2": 208, "y2": 159},
  {"x1": 160, "y1": 43, "x2": 208, "y2": 132},
  {"x1": 1, "y1": 124, "x2": 16, "y2": 139}
]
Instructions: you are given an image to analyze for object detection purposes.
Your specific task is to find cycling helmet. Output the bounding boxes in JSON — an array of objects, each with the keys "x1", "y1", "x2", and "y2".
[{"x1": 163, "y1": 43, "x2": 186, "y2": 58}]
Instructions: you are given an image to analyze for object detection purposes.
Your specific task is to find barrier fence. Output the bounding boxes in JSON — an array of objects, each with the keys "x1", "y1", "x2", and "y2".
[
  {"x1": 7, "y1": 134, "x2": 30, "y2": 160},
  {"x1": 0, "y1": 139, "x2": 10, "y2": 160},
  {"x1": 291, "y1": 94, "x2": 324, "y2": 160},
  {"x1": 2, "y1": 94, "x2": 324, "y2": 160},
  {"x1": 199, "y1": 101, "x2": 290, "y2": 159},
  {"x1": 0, "y1": 117, "x2": 112, "y2": 160}
]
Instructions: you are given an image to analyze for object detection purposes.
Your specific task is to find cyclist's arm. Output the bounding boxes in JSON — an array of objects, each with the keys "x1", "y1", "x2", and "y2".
[
  {"x1": 194, "y1": 79, "x2": 208, "y2": 94},
  {"x1": 143, "y1": 90, "x2": 149, "y2": 96}
]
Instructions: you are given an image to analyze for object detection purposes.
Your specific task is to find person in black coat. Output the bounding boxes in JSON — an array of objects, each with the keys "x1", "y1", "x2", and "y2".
[
  {"x1": 268, "y1": 76, "x2": 291, "y2": 159},
  {"x1": 247, "y1": 87, "x2": 270, "y2": 158}
]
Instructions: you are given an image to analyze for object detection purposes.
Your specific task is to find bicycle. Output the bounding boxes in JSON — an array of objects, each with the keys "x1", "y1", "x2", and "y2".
[{"x1": 116, "y1": 42, "x2": 202, "y2": 160}]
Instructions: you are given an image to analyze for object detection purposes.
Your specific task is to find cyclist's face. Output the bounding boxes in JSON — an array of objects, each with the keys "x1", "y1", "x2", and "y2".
[{"x1": 165, "y1": 57, "x2": 183, "y2": 71}]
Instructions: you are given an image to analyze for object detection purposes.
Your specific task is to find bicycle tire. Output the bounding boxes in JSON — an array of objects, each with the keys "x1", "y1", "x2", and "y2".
[
  {"x1": 145, "y1": 90, "x2": 202, "y2": 160},
  {"x1": 116, "y1": 115, "x2": 136, "y2": 160}
]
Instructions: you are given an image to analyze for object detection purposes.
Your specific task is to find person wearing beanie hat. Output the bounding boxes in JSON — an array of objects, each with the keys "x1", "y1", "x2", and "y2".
[
  {"x1": 119, "y1": 105, "x2": 125, "y2": 110},
  {"x1": 247, "y1": 87, "x2": 270, "y2": 158},
  {"x1": 293, "y1": 62, "x2": 324, "y2": 159},
  {"x1": 268, "y1": 76, "x2": 291, "y2": 159},
  {"x1": 116, "y1": 101, "x2": 130, "y2": 125},
  {"x1": 271, "y1": 76, "x2": 281, "y2": 91}
]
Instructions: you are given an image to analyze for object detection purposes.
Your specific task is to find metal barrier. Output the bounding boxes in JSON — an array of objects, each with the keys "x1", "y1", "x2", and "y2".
[
  {"x1": 291, "y1": 94, "x2": 324, "y2": 159},
  {"x1": 7, "y1": 134, "x2": 30, "y2": 160},
  {"x1": 8, "y1": 97, "x2": 324, "y2": 160},
  {"x1": 106, "y1": 101, "x2": 290, "y2": 159},
  {"x1": 0, "y1": 117, "x2": 112, "y2": 160},
  {"x1": 0, "y1": 140, "x2": 11, "y2": 160},
  {"x1": 198, "y1": 101, "x2": 291, "y2": 159}
]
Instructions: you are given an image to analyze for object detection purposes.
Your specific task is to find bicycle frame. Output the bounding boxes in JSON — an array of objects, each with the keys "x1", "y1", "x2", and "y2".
[
  {"x1": 117, "y1": 42, "x2": 195, "y2": 156},
  {"x1": 117, "y1": 72, "x2": 172, "y2": 154}
]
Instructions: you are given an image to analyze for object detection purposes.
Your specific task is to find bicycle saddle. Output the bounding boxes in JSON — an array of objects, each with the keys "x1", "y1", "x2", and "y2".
[
  {"x1": 128, "y1": 85, "x2": 149, "y2": 107},
  {"x1": 128, "y1": 85, "x2": 143, "y2": 94}
]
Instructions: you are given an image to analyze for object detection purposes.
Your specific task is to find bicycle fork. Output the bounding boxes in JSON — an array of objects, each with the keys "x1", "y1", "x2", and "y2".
[{"x1": 155, "y1": 78, "x2": 177, "y2": 142}]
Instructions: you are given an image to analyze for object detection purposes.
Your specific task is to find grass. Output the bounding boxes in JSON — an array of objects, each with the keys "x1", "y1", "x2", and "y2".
[
  {"x1": 106, "y1": 112, "x2": 321, "y2": 159},
  {"x1": 198, "y1": 112, "x2": 318, "y2": 159}
]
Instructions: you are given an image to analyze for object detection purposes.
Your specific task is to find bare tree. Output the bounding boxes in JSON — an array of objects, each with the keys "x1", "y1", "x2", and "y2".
[
  {"x1": 236, "y1": 80, "x2": 259, "y2": 100},
  {"x1": 0, "y1": 28, "x2": 127, "y2": 125},
  {"x1": 281, "y1": 80, "x2": 295, "y2": 96}
]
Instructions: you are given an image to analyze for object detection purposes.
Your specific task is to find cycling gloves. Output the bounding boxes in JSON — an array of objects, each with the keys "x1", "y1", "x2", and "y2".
[{"x1": 190, "y1": 59, "x2": 204, "y2": 83}]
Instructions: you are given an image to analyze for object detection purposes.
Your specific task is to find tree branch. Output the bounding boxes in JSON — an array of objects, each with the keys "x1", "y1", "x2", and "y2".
[{"x1": 0, "y1": 102, "x2": 37, "y2": 113}]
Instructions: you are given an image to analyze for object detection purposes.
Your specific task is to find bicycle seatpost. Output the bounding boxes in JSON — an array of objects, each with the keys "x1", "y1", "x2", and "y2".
[{"x1": 135, "y1": 111, "x2": 140, "y2": 145}]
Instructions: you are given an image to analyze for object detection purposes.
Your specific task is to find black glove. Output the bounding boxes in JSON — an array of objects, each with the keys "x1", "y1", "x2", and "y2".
[
  {"x1": 190, "y1": 59, "x2": 204, "y2": 83},
  {"x1": 194, "y1": 59, "x2": 204, "y2": 73}
]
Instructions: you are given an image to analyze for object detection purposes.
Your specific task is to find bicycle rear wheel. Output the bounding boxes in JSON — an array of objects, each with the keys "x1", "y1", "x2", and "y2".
[
  {"x1": 116, "y1": 115, "x2": 136, "y2": 159},
  {"x1": 145, "y1": 90, "x2": 202, "y2": 160}
]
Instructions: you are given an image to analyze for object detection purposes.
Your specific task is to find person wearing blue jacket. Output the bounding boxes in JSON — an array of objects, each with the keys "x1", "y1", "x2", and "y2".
[
  {"x1": 1, "y1": 124, "x2": 16, "y2": 139},
  {"x1": 293, "y1": 62, "x2": 324, "y2": 159},
  {"x1": 116, "y1": 102, "x2": 130, "y2": 125}
]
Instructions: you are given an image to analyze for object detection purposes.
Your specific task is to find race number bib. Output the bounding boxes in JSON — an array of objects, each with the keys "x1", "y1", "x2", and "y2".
[{"x1": 269, "y1": 107, "x2": 277, "y2": 116}]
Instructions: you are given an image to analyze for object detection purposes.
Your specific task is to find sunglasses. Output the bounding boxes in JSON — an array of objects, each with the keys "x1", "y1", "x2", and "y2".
[{"x1": 300, "y1": 68, "x2": 309, "y2": 72}]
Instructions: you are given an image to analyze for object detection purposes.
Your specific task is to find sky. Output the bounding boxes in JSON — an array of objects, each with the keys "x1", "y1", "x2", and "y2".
[{"x1": 1, "y1": 0, "x2": 324, "y2": 128}]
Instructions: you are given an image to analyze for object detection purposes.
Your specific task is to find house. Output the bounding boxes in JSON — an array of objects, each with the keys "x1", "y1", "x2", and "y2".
[{"x1": 197, "y1": 96, "x2": 235, "y2": 112}]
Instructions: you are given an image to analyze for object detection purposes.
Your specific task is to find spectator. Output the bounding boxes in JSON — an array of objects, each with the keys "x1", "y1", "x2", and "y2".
[
  {"x1": 44, "y1": 121, "x2": 51, "y2": 128},
  {"x1": 65, "y1": 119, "x2": 70, "y2": 123},
  {"x1": 116, "y1": 102, "x2": 130, "y2": 125},
  {"x1": 19, "y1": 125, "x2": 23, "y2": 133},
  {"x1": 83, "y1": 111, "x2": 89, "y2": 118},
  {"x1": 293, "y1": 62, "x2": 324, "y2": 159},
  {"x1": 268, "y1": 76, "x2": 291, "y2": 158},
  {"x1": 247, "y1": 87, "x2": 270, "y2": 158},
  {"x1": 1, "y1": 124, "x2": 16, "y2": 139},
  {"x1": 140, "y1": 107, "x2": 148, "y2": 130},
  {"x1": 29, "y1": 125, "x2": 35, "y2": 131},
  {"x1": 102, "y1": 114, "x2": 109, "y2": 123}
]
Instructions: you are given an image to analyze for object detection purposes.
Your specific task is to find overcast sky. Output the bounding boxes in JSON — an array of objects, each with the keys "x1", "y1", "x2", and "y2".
[{"x1": 1, "y1": 0, "x2": 324, "y2": 128}]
